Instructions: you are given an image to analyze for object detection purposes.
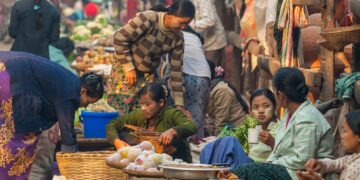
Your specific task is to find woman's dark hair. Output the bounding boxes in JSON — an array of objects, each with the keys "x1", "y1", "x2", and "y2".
[
  {"x1": 345, "y1": 110, "x2": 360, "y2": 136},
  {"x1": 52, "y1": 37, "x2": 75, "y2": 56},
  {"x1": 151, "y1": 3, "x2": 168, "y2": 12},
  {"x1": 250, "y1": 88, "x2": 276, "y2": 109},
  {"x1": 151, "y1": 0, "x2": 195, "y2": 19},
  {"x1": 80, "y1": 72, "x2": 104, "y2": 98},
  {"x1": 137, "y1": 82, "x2": 169, "y2": 103},
  {"x1": 207, "y1": 60, "x2": 249, "y2": 113},
  {"x1": 34, "y1": 0, "x2": 43, "y2": 29},
  {"x1": 274, "y1": 67, "x2": 309, "y2": 103},
  {"x1": 183, "y1": 26, "x2": 204, "y2": 45}
]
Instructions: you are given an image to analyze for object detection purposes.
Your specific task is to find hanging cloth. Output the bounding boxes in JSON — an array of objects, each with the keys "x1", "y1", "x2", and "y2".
[{"x1": 277, "y1": 0, "x2": 309, "y2": 67}]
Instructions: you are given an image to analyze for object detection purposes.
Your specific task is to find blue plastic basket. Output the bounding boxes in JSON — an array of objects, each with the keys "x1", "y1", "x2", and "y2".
[{"x1": 81, "y1": 111, "x2": 119, "y2": 138}]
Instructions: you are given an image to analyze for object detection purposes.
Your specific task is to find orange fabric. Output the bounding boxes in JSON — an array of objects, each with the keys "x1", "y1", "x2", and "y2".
[
  {"x1": 239, "y1": 0, "x2": 257, "y2": 38},
  {"x1": 307, "y1": 92, "x2": 315, "y2": 104},
  {"x1": 114, "y1": 139, "x2": 130, "y2": 149}
]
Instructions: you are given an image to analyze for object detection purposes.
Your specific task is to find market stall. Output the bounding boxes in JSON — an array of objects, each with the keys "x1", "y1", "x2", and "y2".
[{"x1": 68, "y1": 14, "x2": 116, "y2": 76}]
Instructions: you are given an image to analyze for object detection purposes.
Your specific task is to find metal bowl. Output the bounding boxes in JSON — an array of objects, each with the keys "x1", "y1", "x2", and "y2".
[{"x1": 159, "y1": 164, "x2": 229, "y2": 180}]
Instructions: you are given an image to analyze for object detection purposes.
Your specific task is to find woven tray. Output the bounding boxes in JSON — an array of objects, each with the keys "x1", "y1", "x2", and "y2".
[
  {"x1": 56, "y1": 151, "x2": 126, "y2": 180},
  {"x1": 123, "y1": 169, "x2": 164, "y2": 178},
  {"x1": 124, "y1": 124, "x2": 176, "y2": 154},
  {"x1": 106, "y1": 160, "x2": 129, "y2": 169},
  {"x1": 319, "y1": 25, "x2": 360, "y2": 51}
]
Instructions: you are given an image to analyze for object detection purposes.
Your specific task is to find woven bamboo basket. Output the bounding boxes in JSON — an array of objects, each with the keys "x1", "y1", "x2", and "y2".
[
  {"x1": 319, "y1": 25, "x2": 360, "y2": 51},
  {"x1": 56, "y1": 151, "x2": 126, "y2": 180},
  {"x1": 124, "y1": 124, "x2": 176, "y2": 154}
]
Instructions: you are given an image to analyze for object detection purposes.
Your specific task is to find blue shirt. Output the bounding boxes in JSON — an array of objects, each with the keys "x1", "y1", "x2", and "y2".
[{"x1": 0, "y1": 51, "x2": 80, "y2": 148}]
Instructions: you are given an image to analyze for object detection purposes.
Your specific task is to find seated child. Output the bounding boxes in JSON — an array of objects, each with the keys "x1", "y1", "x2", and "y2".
[{"x1": 297, "y1": 110, "x2": 360, "y2": 180}]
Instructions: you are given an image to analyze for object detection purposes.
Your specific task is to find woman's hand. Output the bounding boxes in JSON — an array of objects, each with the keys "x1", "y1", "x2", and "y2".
[
  {"x1": 296, "y1": 170, "x2": 322, "y2": 180},
  {"x1": 125, "y1": 69, "x2": 137, "y2": 86},
  {"x1": 304, "y1": 159, "x2": 323, "y2": 173},
  {"x1": 114, "y1": 139, "x2": 130, "y2": 149},
  {"x1": 217, "y1": 169, "x2": 239, "y2": 179},
  {"x1": 259, "y1": 130, "x2": 275, "y2": 149},
  {"x1": 159, "y1": 128, "x2": 177, "y2": 145}
]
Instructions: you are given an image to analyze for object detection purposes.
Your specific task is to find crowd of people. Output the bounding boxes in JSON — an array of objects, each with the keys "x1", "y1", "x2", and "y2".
[{"x1": 0, "y1": 0, "x2": 359, "y2": 179}]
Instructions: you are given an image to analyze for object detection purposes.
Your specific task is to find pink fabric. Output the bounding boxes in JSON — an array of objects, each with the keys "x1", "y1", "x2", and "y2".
[{"x1": 285, "y1": 113, "x2": 292, "y2": 128}]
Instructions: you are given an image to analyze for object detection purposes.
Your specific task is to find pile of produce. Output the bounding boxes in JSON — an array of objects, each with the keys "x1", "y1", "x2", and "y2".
[
  {"x1": 75, "y1": 46, "x2": 113, "y2": 65},
  {"x1": 86, "y1": 99, "x2": 116, "y2": 112},
  {"x1": 107, "y1": 141, "x2": 181, "y2": 173},
  {"x1": 70, "y1": 14, "x2": 115, "y2": 42}
]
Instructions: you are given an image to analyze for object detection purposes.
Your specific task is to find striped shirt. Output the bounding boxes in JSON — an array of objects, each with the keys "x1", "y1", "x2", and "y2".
[{"x1": 113, "y1": 10, "x2": 185, "y2": 106}]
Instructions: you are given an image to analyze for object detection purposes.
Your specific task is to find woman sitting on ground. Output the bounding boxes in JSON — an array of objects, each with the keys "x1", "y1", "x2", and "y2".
[
  {"x1": 297, "y1": 110, "x2": 360, "y2": 180},
  {"x1": 106, "y1": 82, "x2": 197, "y2": 163},
  {"x1": 206, "y1": 62, "x2": 248, "y2": 136},
  {"x1": 219, "y1": 67, "x2": 334, "y2": 180},
  {"x1": 247, "y1": 88, "x2": 279, "y2": 162},
  {"x1": 199, "y1": 88, "x2": 279, "y2": 167}
]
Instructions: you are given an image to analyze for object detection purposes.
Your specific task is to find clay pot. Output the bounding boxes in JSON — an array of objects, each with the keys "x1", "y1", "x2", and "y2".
[
  {"x1": 301, "y1": 26, "x2": 353, "y2": 77},
  {"x1": 307, "y1": 4, "x2": 323, "y2": 15},
  {"x1": 309, "y1": 13, "x2": 322, "y2": 27},
  {"x1": 301, "y1": 26, "x2": 322, "y2": 68}
]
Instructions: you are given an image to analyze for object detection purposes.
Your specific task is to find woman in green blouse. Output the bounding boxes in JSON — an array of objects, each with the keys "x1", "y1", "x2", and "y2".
[{"x1": 106, "y1": 82, "x2": 197, "y2": 162}]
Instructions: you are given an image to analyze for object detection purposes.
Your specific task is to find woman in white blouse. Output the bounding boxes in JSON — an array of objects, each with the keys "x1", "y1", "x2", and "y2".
[{"x1": 190, "y1": 0, "x2": 227, "y2": 66}]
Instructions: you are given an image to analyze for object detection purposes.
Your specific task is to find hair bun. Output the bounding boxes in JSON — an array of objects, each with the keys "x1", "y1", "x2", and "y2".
[{"x1": 296, "y1": 83, "x2": 308, "y2": 97}]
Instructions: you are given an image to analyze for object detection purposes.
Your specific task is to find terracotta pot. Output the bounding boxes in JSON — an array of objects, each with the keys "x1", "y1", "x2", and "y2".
[
  {"x1": 301, "y1": 26, "x2": 322, "y2": 68},
  {"x1": 309, "y1": 13, "x2": 322, "y2": 27},
  {"x1": 301, "y1": 26, "x2": 353, "y2": 77},
  {"x1": 307, "y1": 4, "x2": 323, "y2": 15}
]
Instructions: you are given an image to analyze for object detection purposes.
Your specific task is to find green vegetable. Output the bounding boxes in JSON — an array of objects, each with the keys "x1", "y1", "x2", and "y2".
[{"x1": 219, "y1": 116, "x2": 259, "y2": 154}]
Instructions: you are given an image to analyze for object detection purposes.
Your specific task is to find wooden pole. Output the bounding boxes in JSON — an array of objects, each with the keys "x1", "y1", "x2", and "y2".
[{"x1": 320, "y1": 0, "x2": 336, "y2": 100}]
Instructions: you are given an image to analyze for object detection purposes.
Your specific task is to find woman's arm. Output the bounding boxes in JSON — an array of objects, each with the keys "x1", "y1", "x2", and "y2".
[
  {"x1": 317, "y1": 156, "x2": 351, "y2": 174},
  {"x1": 271, "y1": 120, "x2": 323, "y2": 169},
  {"x1": 49, "y1": 12, "x2": 60, "y2": 43},
  {"x1": 170, "y1": 109, "x2": 197, "y2": 139},
  {"x1": 169, "y1": 37, "x2": 185, "y2": 107},
  {"x1": 55, "y1": 100, "x2": 78, "y2": 152},
  {"x1": 113, "y1": 12, "x2": 151, "y2": 72},
  {"x1": 106, "y1": 109, "x2": 143, "y2": 147},
  {"x1": 192, "y1": 0, "x2": 216, "y2": 33}
]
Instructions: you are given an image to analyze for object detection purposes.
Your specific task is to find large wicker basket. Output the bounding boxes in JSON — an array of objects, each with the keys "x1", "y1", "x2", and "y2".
[
  {"x1": 56, "y1": 151, "x2": 126, "y2": 180},
  {"x1": 319, "y1": 25, "x2": 360, "y2": 51}
]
